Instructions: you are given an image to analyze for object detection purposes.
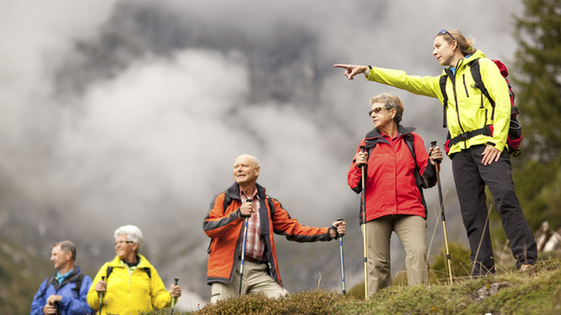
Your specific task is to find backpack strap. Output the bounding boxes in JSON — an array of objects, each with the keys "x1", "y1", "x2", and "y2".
[
  {"x1": 36, "y1": 275, "x2": 58, "y2": 299},
  {"x1": 106, "y1": 266, "x2": 113, "y2": 280},
  {"x1": 140, "y1": 267, "x2": 151, "y2": 278},
  {"x1": 404, "y1": 134, "x2": 423, "y2": 187},
  {"x1": 470, "y1": 59, "x2": 495, "y2": 106},
  {"x1": 267, "y1": 196, "x2": 275, "y2": 215},
  {"x1": 403, "y1": 134, "x2": 429, "y2": 218},
  {"x1": 71, "y1": 273, "x2": 85, "y2": 294},
  {"x1": 439, "y1": 74, "x2": 448, "y2": 128},
  {"x1": 470, "y1": 59, "x2": 498, "y2": 122}
]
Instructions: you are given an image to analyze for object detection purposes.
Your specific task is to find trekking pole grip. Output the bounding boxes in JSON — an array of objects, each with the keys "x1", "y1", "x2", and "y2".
[
  {"x1": 98, "y1": 276, "x2": 105, "y2": 314},
  {"x1": 100, "y1": 275, "x2": 105, "y2": 294},
  {"x1": 171, "y1": 278, "x2": 179, "y2": 308},
  {"x1": 337, "y1": 218, "x2": 345, "y2": 238},
  {"x1": 431, "y1": 141, "x2": 441, "y2": 172}
]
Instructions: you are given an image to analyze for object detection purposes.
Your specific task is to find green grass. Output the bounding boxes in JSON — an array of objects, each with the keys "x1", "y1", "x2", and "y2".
[{"x1": 146, "y1": 254, "x2": 561, "y2": 315}]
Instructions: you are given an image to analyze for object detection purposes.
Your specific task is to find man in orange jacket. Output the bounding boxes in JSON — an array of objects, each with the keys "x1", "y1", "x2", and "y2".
[{"x1": 203, "y1": 154, "x2": 346, "y2": 303}]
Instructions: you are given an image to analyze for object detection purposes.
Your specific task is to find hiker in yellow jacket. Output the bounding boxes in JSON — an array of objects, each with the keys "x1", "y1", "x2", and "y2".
[
  {"x1": 334, "y1": 29, "x2": 537, "y2": 277},
  {"x1": 87, "y1": 225, "x2": 181, "y2": 314}
]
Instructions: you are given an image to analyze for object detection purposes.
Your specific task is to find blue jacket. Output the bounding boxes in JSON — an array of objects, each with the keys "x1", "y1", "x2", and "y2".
[{"x1": 31, "y1": 267, "x2": 94, "y2": 315}]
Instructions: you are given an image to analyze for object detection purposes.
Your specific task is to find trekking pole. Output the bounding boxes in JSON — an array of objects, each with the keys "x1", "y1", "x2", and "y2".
[
  {"x1": 170, "y1": 278, "x2": 179, "y2": 315},
  {"x1": 238, "y1": 198, "x2": 252, "y2": 297},
  {"x1": 169, "y1": 278, "x2": 179, "y2": 315},
  {"x1": 337, "y1": 218, "x2": 346, "y2": 294},
  {"x1": 431, "y1": 141, "x2": 453, "y2": 285},
  {"x1": 98, "y1": 276, "x2": 105, "y2": 315},
  {"x1": 359, "y1": 145, "x2": 369, "y2": 299}
]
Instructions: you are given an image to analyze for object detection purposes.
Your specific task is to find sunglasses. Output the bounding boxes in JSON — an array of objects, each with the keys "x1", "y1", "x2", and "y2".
[
  {"x1": 438, "y1": 29, "x2": 457, "y2": 42},
  {"x1": 115, "y1": 241, "x2": 134, "y2": 246},
  {"x1": 368, "y1": 107, "x2": 390, "y2": 116}
]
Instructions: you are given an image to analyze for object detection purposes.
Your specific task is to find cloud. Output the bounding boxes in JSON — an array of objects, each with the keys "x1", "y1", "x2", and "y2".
[{"x1": 0, "y1": 0, "x2": 525, "y2": 302}]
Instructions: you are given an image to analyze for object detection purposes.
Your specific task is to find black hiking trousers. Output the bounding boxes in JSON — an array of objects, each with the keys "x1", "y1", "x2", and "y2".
[{"x1": 451, "y1": 144, "x2": 537, "y2": 277}]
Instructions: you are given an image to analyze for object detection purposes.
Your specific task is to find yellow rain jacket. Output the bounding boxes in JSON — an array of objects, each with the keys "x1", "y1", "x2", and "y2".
[
  {"x1": 87, "y1": 254, "x2": 172, "y2": 315},
  {"x1": 365, "y1": 49, "x2": 511, "y2": 155}
]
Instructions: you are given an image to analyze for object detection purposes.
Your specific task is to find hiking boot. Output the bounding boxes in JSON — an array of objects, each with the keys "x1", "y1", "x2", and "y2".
[{"x1": 519, "y1": 264, "x2": 533, "y2": 271}]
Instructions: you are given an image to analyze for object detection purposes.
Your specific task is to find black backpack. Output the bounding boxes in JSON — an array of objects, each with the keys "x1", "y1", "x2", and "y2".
[{"x1": 439, "y1": 58, "x2": 522, "y2": 156}]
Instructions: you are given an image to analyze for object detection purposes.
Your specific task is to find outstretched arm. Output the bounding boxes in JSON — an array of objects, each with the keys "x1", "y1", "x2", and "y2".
[{"x1": 333, "y1": 64, "x2": 369, "y2": 80}]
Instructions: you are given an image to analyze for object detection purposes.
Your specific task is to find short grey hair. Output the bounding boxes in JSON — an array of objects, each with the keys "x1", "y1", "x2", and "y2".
[
  {"x1": 114, "y1": 225, "x2": 143, "y2": 254},
  {"x1": 369, "y1": 93, "x2": 404, "y2": 123},
  {"x1": 53, "y1": 240, "x2": 77, "y2": 261}
]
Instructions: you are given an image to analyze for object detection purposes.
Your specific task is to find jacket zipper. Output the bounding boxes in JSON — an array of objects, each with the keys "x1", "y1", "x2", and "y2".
[
  {"x1": 462, "y1": 74, "x2": 469, "y2": 98},
  {"x1": 452, "y1": 60, "x2": 467, "y2": 148}
]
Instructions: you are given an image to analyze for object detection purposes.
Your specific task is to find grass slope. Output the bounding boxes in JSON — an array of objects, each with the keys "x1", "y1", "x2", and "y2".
[{"x1": 146, "y1": 255, "x2": 561, "y2": 315}]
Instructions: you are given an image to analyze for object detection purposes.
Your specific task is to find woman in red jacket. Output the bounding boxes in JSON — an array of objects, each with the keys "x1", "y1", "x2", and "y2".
[{"x1": 348, "y1": 93, "x2": 442, "y2": 296}]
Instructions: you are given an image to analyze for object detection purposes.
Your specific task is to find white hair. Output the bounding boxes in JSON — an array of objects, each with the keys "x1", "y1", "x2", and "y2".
[{"x1": 114, "y1": 225, "x2": 143, "y2": 253}]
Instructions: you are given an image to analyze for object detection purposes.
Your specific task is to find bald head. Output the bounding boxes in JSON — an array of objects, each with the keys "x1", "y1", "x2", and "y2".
[
  {"x1": 235, "y1": 154, "x2": 260, "y2": 168},
  {"x1": 233, "y1": 154, "x2": 261, "y2": 187}
]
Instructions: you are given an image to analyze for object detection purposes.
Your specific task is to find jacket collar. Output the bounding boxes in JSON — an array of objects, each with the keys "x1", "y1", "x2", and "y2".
[
  {"x1": 441, "y1": 49, "x2": 486, "y2": 75},
  {"x1": 365, "y1": 124, "x2": 415, "y2": 139},
  {"x1": 226, "y1": 182, "x2": 267, "y2": 201},
  {"x1": 49, "y1": 266, "x2": 81, "y2": 290},
  {"x1": 109, "y1": 254, "x2": 151, "y2": 268}
]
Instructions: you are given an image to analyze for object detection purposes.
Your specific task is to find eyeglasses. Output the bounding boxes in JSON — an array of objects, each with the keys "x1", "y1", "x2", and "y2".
[
  {"x1": 438, "y1": 29, "x2": 457, "y2": 42},
  {"x1": 368, "y1": 107, "x2": 390, "y2": 116},
  {"x1": 115, "y1": 241, "x2": 134, "y2": 246}
]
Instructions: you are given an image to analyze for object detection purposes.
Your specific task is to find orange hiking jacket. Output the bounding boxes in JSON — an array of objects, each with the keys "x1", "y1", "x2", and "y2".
[{"x1": 203, "y1": 183, "x2": 332, "y2": 286}]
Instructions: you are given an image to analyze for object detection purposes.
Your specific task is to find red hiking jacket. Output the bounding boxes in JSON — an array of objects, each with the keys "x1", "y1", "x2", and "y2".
[{"x1": 348, "y1": 126, "x2": 435, "y2": 222}]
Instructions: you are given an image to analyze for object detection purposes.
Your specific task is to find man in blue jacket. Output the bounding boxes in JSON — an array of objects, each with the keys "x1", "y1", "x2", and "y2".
[{"x1": 31, "y1": 240, "x2": 93, "y2": 315}]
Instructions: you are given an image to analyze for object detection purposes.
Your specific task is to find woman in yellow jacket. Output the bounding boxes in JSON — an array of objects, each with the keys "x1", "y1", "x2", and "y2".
[
  {"x1": 334, "y1": 29, "x2": 537, "y2": 277},
  {"x1": 87, "y1": 225, "x2": 181, "y2": 314}
]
